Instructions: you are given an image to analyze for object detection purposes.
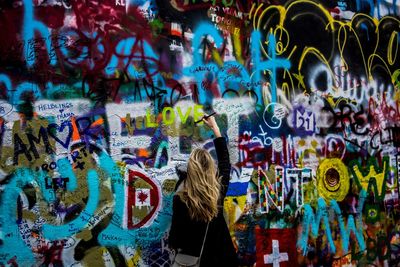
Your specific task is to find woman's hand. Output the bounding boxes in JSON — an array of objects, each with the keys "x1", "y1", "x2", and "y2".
[{"x1": 203, "y1": 114, "x2": 221, "y2": 137}]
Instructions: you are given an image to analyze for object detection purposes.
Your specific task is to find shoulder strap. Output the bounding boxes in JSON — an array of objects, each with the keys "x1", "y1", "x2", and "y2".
[{"x1": 198, "y1": 222, "x2": 209, "y2": 261}]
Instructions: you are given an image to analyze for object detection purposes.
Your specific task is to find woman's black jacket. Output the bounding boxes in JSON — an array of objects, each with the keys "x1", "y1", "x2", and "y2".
[{"x1": 168, "y1": 137, "x2": 238, "y2": 267}]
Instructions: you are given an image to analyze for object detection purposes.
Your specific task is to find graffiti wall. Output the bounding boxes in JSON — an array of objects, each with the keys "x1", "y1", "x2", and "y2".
[{"x1": 0, "y1": 0, "x2": 400, "y2": 266}]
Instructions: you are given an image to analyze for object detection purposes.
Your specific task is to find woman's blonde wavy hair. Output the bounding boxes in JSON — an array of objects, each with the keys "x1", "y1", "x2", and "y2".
[{"x1": 177, "y1": 148, "x2": 221, "y2": 222}]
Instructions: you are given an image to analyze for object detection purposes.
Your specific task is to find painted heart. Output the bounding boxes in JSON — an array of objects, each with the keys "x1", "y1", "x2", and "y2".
[{"x1": 47, "y1": 122, "x2": 73, "y2": 148}]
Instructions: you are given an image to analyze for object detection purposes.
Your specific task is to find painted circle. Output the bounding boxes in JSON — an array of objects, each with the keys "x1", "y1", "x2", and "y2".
[
  {"x1": 317, "y1": 158, "x2": 350, "y2": 201},
  {"x1": 324, "y1": 168, "x2": 340, "y2": 192}
]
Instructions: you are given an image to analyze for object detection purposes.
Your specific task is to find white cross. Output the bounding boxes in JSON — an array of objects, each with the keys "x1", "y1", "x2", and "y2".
[{"x1": 264, "y1": 239, "x2": 289, "y2": 267}]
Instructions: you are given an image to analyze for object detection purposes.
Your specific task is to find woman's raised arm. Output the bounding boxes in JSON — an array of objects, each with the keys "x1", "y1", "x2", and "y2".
[{"x1": 203, "y1": 115, "x2": 231, "y2": 198}]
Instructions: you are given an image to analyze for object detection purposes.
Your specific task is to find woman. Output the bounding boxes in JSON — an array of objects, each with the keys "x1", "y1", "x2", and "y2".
[{"x1": 168, "y1": 114, "x2": 238, "y2": 267}]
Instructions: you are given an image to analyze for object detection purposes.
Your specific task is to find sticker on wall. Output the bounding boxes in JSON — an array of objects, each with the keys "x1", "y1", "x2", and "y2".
[{"x1": 317, "y1": 158, "x2": 349, "y2": 201}]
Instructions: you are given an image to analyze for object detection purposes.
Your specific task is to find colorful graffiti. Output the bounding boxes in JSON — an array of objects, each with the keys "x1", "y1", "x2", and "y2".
[{"x1": 0, "y1": 0, "x2": 400, "y2": 266}]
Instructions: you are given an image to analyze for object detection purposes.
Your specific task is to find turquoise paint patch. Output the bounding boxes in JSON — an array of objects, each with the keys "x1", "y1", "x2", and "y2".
[{"x1": 42, "y1": 170, "x2": 100, "y2": 240}]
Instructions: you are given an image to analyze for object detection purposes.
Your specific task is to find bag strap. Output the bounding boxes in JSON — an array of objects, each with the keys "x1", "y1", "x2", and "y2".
[{"x1": 198, "y1": 222, "x2": 209, "y2": 261}]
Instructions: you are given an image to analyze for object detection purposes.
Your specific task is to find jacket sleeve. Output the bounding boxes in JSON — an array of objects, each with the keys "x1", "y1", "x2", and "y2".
[
  {"x1": 213, "y1": 137, "x2": 231, "y2": 198},
  {"x1": 168, "y1": 195, "x2": 185, "y2": 250}
]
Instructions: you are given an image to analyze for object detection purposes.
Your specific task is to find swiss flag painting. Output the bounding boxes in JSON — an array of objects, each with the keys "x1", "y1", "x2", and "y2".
[{"x1": 255, "y1": 228, "x2": 298, "y2": 267}]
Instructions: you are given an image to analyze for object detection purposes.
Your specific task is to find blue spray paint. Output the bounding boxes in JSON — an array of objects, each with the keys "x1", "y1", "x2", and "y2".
[
  {"x1": 35, "y1": 170, "x2": 57, "y2": 202},
  {"x1": 57, "y1": 157, "x2": 77, "y2": 191},
  {"x1": 392, "y1": 0, "x2": 398, "y2": 15},
  {"x1": 184, "y1": 22, "x2": 223, "y2": 106},
  {"x1": 22, "y1": 0, "x2": 55, "y2": 67},
  {"x1": 0, "y1": 158, "x2": 78, "y2": 265},
  {"x1": 251, "y1": 31, "x2": 291, "y2": 104},
  {"x1": 185, "y1": 26, "x2": 290, "y2": 106},
  {"x1": 58, "y1": 30, "x2": 106, "y2": 69},
  {"x1": 127, "y1": 0, "x2": 147, "y2": 6},
  {"x1": 43, "y1": 82, "x2": 85, "y2": 99},
  {"x1": 97, "y1": 152, "x2": 138, "y2": 246},
  {"x1": 105, "y1": 36, "x2": 174, "y2": 112},
  {"x1": 330, "y1": 190, "x2": 366, "y2": 253},
  {"x1": 0, "y1": 169, "x2": 35, "y2": 265},
  {"x1": 217, "y1": 61, "x2": 251, "y2": 92},
  {"x1": 356, "y1": 0, "x2": 381, "y2": 17},
  {"x1": 0, "y1": 74, "x2": 12, "y2": 98},
  {"x1": 226, "y1": 181, "x2": 249, "y2": 196},
  {"x1": 0, "y1": 74, "x2": 32, "y2": 107},
  {"x1": 42, "y1": 170, "x2": 100, "y2": 240},
  {"x1": 105, "y1": 37, "x2": 143, "y2": 78},
  {"x1": 97, "y1": 152, "x2": 169, "y2": 246},
  {"x1": 11, "y1": 82, "x2": 42, "y2": 105},
  {"x1": 1, "y1": 151, "x2": 171, "y2": 257},
  {"x1": 58, "y1": 29, "x2": 88, "y2": 66},
  {"x1": 154, "y1": 140, "x2": 169, "y2": 168},
  {"x1": 105, "y1": 37, "x2": 159, "y2": 79},
  {"x1": 297, "y1": 190, "x2": 366, "y2": 255}
]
